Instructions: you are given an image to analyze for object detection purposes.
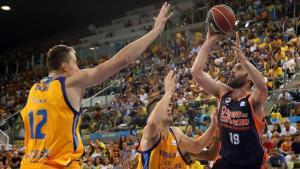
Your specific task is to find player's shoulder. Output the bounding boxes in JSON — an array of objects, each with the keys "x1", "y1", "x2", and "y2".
[
  {"x1": 64, "y1": 69, "x2": 89, "y2": 87},
  {"x1": 170, "y1": 126, "x2": 182, "y2": 133},
  {"x1": 22, "y1": 83, "x2": 38, "y2": 106},
  {"x1": 218, "y1": 84, "x2": 232, "y2": 99},
  {"x1": 170, "y1": 126, "x2": 184, "y2": 139},
  {"x1": 217, "y1": 82, "x2": 231, "y2": 95}
]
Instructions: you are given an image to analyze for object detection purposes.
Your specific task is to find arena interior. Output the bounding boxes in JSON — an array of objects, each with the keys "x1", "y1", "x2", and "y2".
[{"x1": 1, "y1": 0, "x2": 300, "y2": 168}]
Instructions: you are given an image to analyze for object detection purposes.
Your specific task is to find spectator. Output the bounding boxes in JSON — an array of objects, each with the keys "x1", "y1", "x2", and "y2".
[
  {"x1": 277, "y1": 90, "x2": 294, "y2": 117},
  {"x1": 112, "y1": 157, "x2": 122, "y2": 169},
  {"x1": 85, "y1": 158, "x2": 95, "y2": 169},
  {"x1": 282, "y1": 51, "x2": 296, "y2": 78},
  {"x1": 272, "y1": 123, "x2": 282, "y2": 135},
  {"x1": 268, "y1": 147, "x2": 287, "y2": 169},
  {"x1": 98, "y1": 142, "x2": 107, "y2": 158},
  {"x1": 278, "y1": 91, "x2": 294, "y2": 101},
  {"x1": 127, "y1": 135, "x2": 135, "y2": 146},
  {"x1": 129, "y1": 143, "x2": 138, "y2": 161},
  {"x1": 101, "y1": 157, "x2": 113, "y2": 169},
  {"x1": 262, "y1": 134, "x2": 275, "y2": 154},
  {"x1": 267, "y1": 62, "x2": 283, "y2": 89},
  {"x1": 194, "y1": 127, "x2": 203, "y2": 139},
  {"x1": 79, "y1": 158, "x2": 87, "y2": 169},
  {"x1": 280, "y1": 134, "x2": 293, "y2": 155},
  {"x1": 5, "y1": 151, "x2": 13, "y2": 168},
  {"x1": 296, "y1": 122, "x2": 300, "y2": 133},
  {"x1": 112, "y1": 142, "x2": 121, "y2": 160},
  {"x1": 94, "y1": 156, "x2": 102, "y2": 169},
  {"x1": 91, "y1": 146, "x2": 102, "y2": 160},
  {"x1": 264, "y1": 124, "x2": 272, "y2": 139},
  {"x1": 83, "y1": 145, "x2": 94, "y2": 162},
  {"x1": 271, "y1": 133, "x2": 283, "y2": 148},
  {"x1": 0, "y1": 151, "x2": 7, "y2": 167},
  {"x1": 139, "y1": 89, "x2": 148, "y2": 104},
  {"x1": 186, "y1": 126, "x2": 194, "y2": 138},
  {"x1": 120, "y1": 142, "x2": 131, "y2": 161},
  {"x1": 119, "y1": 136, "x2": 127, "y2": 150},
  {"x1": 103, "y1": 143, "x2": 112, "y2": 159},
  {"x1": 292, "y1": 133, "x2": 300, "y2": 155},
  {"x1": 10, "y1": 151, "x2": 21, "y2": 169},
  {"x1": 282, "y1": 120, "x2": 297, "y2": 136}
]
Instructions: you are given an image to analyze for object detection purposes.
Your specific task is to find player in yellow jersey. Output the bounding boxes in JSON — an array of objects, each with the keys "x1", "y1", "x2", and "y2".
[
  {"x1": 20, "y1": 3, "x2": 173, "y2": 169},
  {"x1": 137, "y1": 70, "x2": 219, "y2": 169}
]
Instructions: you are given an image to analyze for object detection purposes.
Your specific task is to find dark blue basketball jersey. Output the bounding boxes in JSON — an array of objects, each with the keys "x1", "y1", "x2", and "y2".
[{"x1": 217, "y1": 91, "x2": 264, "y2": 166}]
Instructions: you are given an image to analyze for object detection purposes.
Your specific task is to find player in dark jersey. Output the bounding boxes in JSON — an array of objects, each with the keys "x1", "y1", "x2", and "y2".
[{"x1": 191, "y1": 30, "x2": 268, "y2": 169}]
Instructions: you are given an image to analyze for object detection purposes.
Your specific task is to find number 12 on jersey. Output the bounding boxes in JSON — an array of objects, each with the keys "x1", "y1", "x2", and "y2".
[
  {"x1": 28, "y1": 109, "x2": 47, "y2": 139},
  {"x1": 229, "y1": 132, "x2": 240, "y2": 145}
]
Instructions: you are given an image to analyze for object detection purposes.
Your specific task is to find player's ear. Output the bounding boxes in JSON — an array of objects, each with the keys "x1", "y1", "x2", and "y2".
[
  {"x1": 245, "y1": 73, "x2": 252, "y2": 85},
  {"x1": 61, "y1": 62, "x2": 68, "y2": 72},
  {"x1": 248, "y1": 77, "x2": 254, "y2": 89}
]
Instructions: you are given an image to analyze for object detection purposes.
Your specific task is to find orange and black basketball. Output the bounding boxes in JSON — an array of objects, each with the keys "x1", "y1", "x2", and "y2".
[{"x1": 206, "y1": 4, "x2": 236, "y2": 34}]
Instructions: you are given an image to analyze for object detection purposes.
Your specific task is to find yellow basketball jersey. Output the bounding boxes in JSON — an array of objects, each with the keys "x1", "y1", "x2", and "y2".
[
  {"x1": 20, "y1": 76, "x2": 83, "y2": 169},
  {"x1": 137, "y1": 127, "x2": 188, "y2": 169}
]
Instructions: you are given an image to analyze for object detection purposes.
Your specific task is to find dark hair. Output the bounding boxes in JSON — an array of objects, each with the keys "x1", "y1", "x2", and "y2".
[
  {"x1": 94, "y1": 156, "x2": 102, "y2": 166},
  {"x1": 272, "y1": 123, "x2": 282, "y2": 133},
  {"x1": 250, "y1": 81, "x2": 254, "y2": 88},
  {"x1": 294, "y1": 133, "x2": 300, "y2": 138},
  {"x1": 46, "y1": 45, "x2": 75, "y2": 72},
  {"x1": 146, "y1": 97, "x2": 162, "y2": 115},
  {"x1": 119, "y1": 136, "x2": 127, "y2": 150},
  {"x1": 264, "y1": 123, "x2": 268, "y2": 134},
  {"x1": 87, "y1": 145, "x2": 95, "y2": 156}
]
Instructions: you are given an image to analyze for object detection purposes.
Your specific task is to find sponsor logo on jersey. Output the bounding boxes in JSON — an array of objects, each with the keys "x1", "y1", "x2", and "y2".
[
  {"x1": 225, "y1": 97, "x2": 231, "y2": 104},
  {"x1": 220, "y1": 105, "x2": 250, "y2": 131},
  {"x1": 240, "y1": 101, "x2": 245, "y2": 107},
  {"x1": 171, "y1": 140, "x2": 177, "y2": 146}
]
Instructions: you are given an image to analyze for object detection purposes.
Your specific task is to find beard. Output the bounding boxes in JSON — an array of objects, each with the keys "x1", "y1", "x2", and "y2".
[{"x1": 227, "y1": 75, "x2": 247, "y2": 89}]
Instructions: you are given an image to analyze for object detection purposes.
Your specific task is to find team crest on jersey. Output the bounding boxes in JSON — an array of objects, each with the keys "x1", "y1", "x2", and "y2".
[
  {"x1": 240, "y1": 101, "x2": 245, "y2": 107},
  {"x1": 171, "y1": 140, "x2": 177, "y2": 146},
  {"x1": 225, "y1": 97, "x2": 231, "y2": 104}
]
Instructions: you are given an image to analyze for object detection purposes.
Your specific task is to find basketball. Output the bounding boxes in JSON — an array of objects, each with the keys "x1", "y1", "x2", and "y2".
[
  {"x1": 206, "y1": 4, "x2": 236, "y2": 34},
  {"x1": 1, "y1": 1, "x2": 298, "y2": 169}
]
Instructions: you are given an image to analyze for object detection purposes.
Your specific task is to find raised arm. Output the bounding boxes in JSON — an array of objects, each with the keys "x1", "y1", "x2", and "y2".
[
  {"x1": 142, "y1": 70, "x2": 176, "y2": 142},
  {"x1": 191, "y1": 30, "x2": 229, "y2": 98},
  {"x1": 231, "y1": 32, "x2": 268, "y2": 120},
  {"x1": 175, "y1": 111, "x2": 218, "y2": 154},
  {"x1": 191, "y1": 129, "x2": 220, "y2": 161},
  {"x1": 67, "y1": 2, "x2": 173, "y2": 89}
]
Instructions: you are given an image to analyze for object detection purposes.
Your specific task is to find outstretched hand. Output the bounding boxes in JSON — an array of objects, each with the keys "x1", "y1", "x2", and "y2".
[
  {"x1": 231, "y1": 31, "x2": 246, "y2": 61},
  {"x1": 164, "y1": 70, "x2": 177, "y2": 94},
  {"x1": 153, "y1": 2, "x2": 173, "y2": 34},
  {"x1": 206, "y1": 29, "x2": 227, "y2": 43}
]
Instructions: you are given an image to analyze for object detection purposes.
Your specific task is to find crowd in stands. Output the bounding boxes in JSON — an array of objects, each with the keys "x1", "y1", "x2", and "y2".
[
  {"x1": 0, "y1": 0, "x2": 300, "y2": 134},
  {"x1": 78, "y1": 136, "x2": 141, "y2": 169},
  {"x1": 82, "y1": 13, "x2": 300, "y2": 135},
  {"x1": 0, "y1": 144, "x2": 23, "y2": 169},
  {"x1": 2, "y1": 121, "x2": 300, "y2": 169},
  {"x1": 263, "y1": 120, "x2": 300, "y2": 168}
]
